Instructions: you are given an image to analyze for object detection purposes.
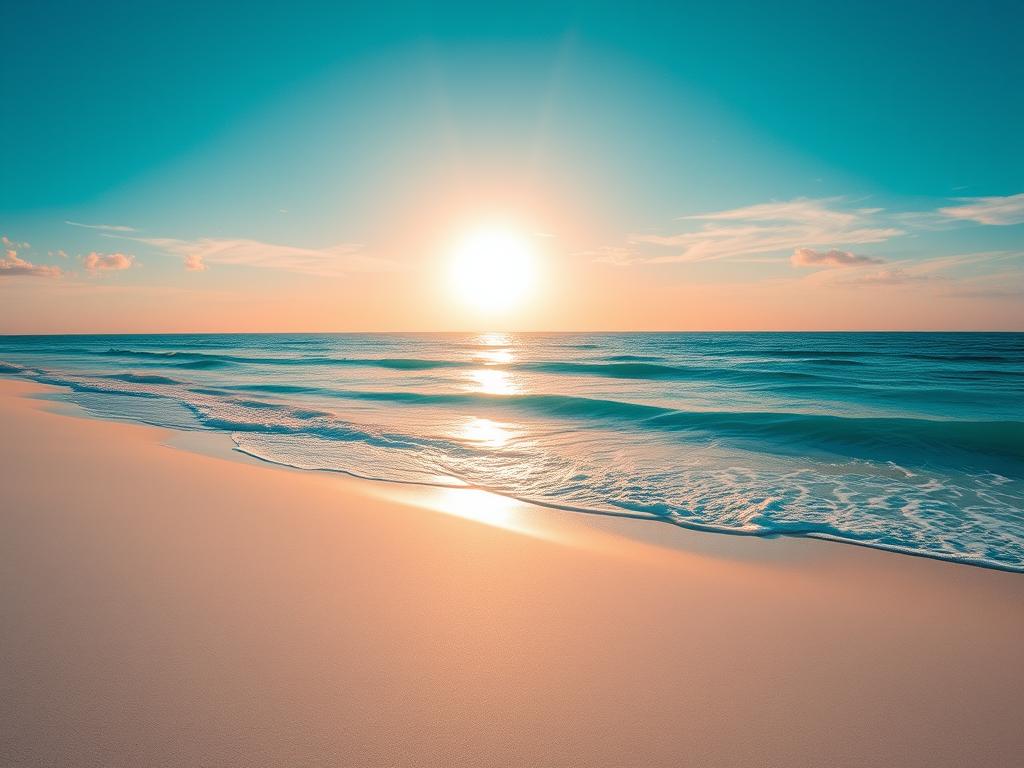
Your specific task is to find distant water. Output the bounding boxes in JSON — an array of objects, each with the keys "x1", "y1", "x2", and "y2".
[{"x1": 2, "y1": 332, "x2": 1022, "y2": 571}]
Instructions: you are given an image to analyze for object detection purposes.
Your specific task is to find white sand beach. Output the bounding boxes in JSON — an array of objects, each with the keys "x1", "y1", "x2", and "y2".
[{"x1": 1, "y1": 378, "x2": 1022, "y2": 767}]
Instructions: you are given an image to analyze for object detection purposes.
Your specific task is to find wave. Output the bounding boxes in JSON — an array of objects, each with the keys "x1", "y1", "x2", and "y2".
[
  {"x1": 933, "y1": 368, "x2": 1024, "y2": 380},
  {"x1": 764, "y1": 381, "x2": 1022, "y2": 406},
  {"x1": 220, "y1": 385, "x2": 670, "y2": 420},
  {"x1": 215, "y1": 383, "x2": 1024, "y2": 464},
  {"x1": 599, "y1": 354, "x2": 666, "y2": 362},
  {"x1": 519, "y1": 361, "x2": 824, "y2": 382},
  {"x1": 908, "y1": 353, "x2": 1010, "y2": 363},
  {"x1": 171, "y1": 359, "x2": 236, "y2": 369},
  {"x1": 105, "y1": 348, "x2": 277, "y2": 365},
  {"x1": 523, "y1": 361, "x2": 695, "y2": 378},
  {"x1": 223, "y1": 383, "x2": 319, "y2": 394},
  {"x1": 726, "y1": 348, "x2": 881, "y2": 358},
  {"x1": 723, "y1": 347, "x2": 1012, "y2": 364},
  {"x1": 348, "y1": 357, "x2": 469, "y2": 370},
  {"x1": 103, "y1": 372, "x2": 183, "y2": 385},
  {"x1": 26, "y1": 346, "x2": 1015, "y2": 390},
  {"x1": 0, "y1": 346, "x2": 97, "y2": 357},
  {"x1": 104, "y1": 348, "x2": 472, "y2": 370},
  {"x1": 803, "y1": 358, "x2": 865, "y2": 366},
  {"x1": 10, "y1": 356, "x2": 1022, "y2": 467},
  {"x1": 99, "y1": 349, "x2": 791, "y2": 381},
  {"x1": 645, "y1": 410, "x2": 1024, "y2": 463}
]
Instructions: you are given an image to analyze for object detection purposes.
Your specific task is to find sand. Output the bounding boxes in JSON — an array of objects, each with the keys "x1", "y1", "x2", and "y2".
[{"x1": 1, "y1": 378, "x2": 1022, "y2": 767}]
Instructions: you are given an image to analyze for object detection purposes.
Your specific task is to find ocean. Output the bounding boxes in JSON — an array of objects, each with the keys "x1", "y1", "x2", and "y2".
[{"x1": 1, "y1": 332, "x2": 1022, "y2": 571}]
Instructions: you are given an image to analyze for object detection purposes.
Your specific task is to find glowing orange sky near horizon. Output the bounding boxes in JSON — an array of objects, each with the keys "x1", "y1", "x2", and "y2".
[{"x1": 2, "y1": 182, "x2": 1022, "y2": 334}]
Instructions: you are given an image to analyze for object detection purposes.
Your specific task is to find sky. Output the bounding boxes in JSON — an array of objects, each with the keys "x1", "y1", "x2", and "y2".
[{"x1": 1, "y1": 0, "x2": 1022, "y2": 332}]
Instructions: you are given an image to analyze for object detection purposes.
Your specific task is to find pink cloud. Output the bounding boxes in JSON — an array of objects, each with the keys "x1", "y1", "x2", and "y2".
[
  {"x1": 2, "y1": 235, "x2": 29, "y2": 250},
  {"x1": 0, "y1": 250, "x2": 62, "y2": 278},
  {"x1": 791, "y1": 247, "x2": 884, "y2": 268},
  {"x1": 83, "y1": 252, "x2": 134, "y2": 272},
  {"x1": 184, "y1": 253, "x2": 206, "y2": 271}
]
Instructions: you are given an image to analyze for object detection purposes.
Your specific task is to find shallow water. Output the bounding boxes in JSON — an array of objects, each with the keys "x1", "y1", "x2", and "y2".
[{"x1": 2, "y1": 332, "x2": 1022, "y2": 571}]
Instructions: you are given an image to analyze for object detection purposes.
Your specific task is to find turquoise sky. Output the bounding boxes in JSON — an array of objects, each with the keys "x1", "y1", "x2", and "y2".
[{"x1": 1, "y1": 1, "x2": 1022, "y2": 331}]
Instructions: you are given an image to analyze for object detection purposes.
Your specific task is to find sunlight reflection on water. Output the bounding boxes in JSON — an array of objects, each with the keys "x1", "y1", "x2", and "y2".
[
  {"x1": 475, "y1": 332, "x2": 512, "y2": 347},
  {"x1": 467, "y1": 368, "x2": 519, "y2": 395},
  {"x1": 474, "y1": 347, "x2": 514, "y2": 364},
  {"x1": 458, "y1": 416, "x2": 512, "y2": 448}
]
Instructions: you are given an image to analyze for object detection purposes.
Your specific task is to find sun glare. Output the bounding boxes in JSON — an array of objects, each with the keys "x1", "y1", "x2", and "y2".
[{"x1": 449, "y1": 228, "x2": 536, "y2": 313}]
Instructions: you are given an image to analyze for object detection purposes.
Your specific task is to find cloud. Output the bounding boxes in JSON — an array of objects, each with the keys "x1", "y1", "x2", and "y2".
[
  {"x1": 66, "y1": 220, "x2": 137, "y2": 232},
  {"x1": 631, "y1": 198, "x2": 904, "y2": 264},
  {"x1": 83, "y1": 252, "x2": 134, "y2": 272},
  {"x1": 791, "y1": 247, "x2": 884, "y2": 268},
  {"x1": 1, "y1": 235, "x2": 62, "y2": 277},
  {"x1": 938, "y1": 193, "x2": 1024, "y2": 225},
  {"x1": 1, "y1": 250, "x2": 62, "y2": 278},
  {"x1": 679, "y1": 198, "x2": 879, "y2": 226},
  {"x1": 583, "y1": 245, "x2": 638, "y2": 266},
  {"x1": 183, "y1": 253, "x2": 206, "y2": 271},
  {"x1": 133, "y1": 236, "x2": 394, "y2": 276},
  {"x1": 2, "y1": 235, "x2": 33, "y2": 255},
  {"x1": 800, "y1": 250, "x2": 1019, "y2": 292}
]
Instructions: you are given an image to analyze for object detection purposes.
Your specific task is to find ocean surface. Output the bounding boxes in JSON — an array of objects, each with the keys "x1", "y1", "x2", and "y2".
[{"x1": 2, "y1": 332, "x2": 1022, "y2": 571}]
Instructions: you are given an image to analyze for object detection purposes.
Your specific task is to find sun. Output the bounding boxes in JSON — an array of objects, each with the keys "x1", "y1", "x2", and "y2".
[{"x1": 449, "y1": 228, "x2": 536, "y2": 313}]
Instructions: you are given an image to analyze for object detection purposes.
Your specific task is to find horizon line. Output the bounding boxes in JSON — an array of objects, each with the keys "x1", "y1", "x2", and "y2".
[{"x1": 1, "y1": 328, "x2": 1022, "y2": 336}]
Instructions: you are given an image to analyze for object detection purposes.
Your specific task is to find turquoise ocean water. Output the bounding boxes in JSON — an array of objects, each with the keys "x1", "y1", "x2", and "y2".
[{"x1": 2, "y1": 332, "x2": 1021, "y2": 571}]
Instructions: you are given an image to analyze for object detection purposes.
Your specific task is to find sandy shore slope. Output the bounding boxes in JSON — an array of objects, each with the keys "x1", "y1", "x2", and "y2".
[{"x1": 1, "y1": 379, "x2": 1022, "y2": 767}]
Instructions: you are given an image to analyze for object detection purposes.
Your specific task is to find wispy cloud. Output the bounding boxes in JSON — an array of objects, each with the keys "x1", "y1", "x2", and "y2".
[
  {"x1": 83, "y1": 252, "x2": 134, "y2": 273},
  {"x1": 629, "y1": 198, "x2": 903, "y2": 264},
  {"x1": 66, "y1": 220, "x2": 138, "y2": 232},
  {"x1": 938, "y1": 193, "x2": 1024, "y2": 226},
  {"x1": 895, "y1": 250, "x2": 1020, "y2": 276},
  {"x1": 131, "y1": 236, "x2": 394, "y2": 276},
  {"x1": 582, "y1": 245, "x2": 638, "y2": 266},
  {"x1": 679, "y1": 198, "x2": 879, "y2": 226},
  {"x1": 791, "y1": 247, "x2": 884, "y2": 268}
]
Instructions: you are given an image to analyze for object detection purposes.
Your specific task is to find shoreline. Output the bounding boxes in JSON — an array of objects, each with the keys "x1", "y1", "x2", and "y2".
[
  {"x1": 2, "y1": 378, "x2": 1022, "y2": 767},
  {"x1": 23, "y1": 373, "x2": 1023, "y2": 573},
  {"x1": 12, "y1": 377, "x2": 831, "y2": 567},
  {"x1": 205, "y1": 433, "x2": 1024, "y2": 575},
  {"x1": 9, "y1": 370, "x2": 1023, "y2": 573}
]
